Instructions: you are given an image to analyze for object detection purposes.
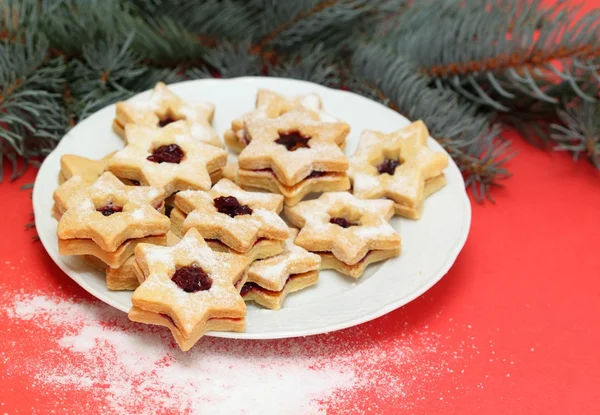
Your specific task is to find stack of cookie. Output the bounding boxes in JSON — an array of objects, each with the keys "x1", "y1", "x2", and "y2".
[
  {"x1": 55, "y1": 171, "x2": 171, "y2": 290},
  {"x1": 224, "y1": 89, "x2": 342, "y2": 153},
  {"x1": 50, "y1": 82, "x2": 450, "y2": 351},
  {"x1": 232, "y1": 111, "x2": 350, "y2": 206}
]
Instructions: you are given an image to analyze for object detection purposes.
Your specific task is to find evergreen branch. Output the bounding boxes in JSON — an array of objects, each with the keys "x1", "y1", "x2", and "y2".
[
  {"x1": 388, "y1": 0, "x2": 600, "y2": 110},
  {"x1": 0, "y1": 34, "x2": 67, "y2": 180},
  {"x1": 550, "y1": 99, "x2": 600, "y2": 169}
]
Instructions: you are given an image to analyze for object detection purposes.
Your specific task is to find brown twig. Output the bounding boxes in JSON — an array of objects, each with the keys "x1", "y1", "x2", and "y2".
[
  {"x1": 426, "y1": 45, "x2": 600, "y2": 77},
  {"x1": 0, "y1": 77, "x2": 24, "y2": 105}
]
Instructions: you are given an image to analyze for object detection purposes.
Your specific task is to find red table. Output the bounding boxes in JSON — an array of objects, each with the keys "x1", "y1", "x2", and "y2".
[{"x1": 1, "y1": 132, "x2": 599, "y2": 414}]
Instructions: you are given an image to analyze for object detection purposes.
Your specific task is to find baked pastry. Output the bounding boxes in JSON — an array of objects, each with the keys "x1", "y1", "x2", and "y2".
[
  {"x1": 114, "y1": 81, "x2": 222, "y2": 148},
  {"x1": 173, "y1": 179, "x2": 289, "y2": 253},
  {"x1": 348, "y1": 121, "x2": 448, "y2": 219},
  {"x1": 53, "y1": 153, "x2": 116, "y2": 219},
  {"x1": 129, "y1": 228, "x2": 250, "y2": 351},
  {"x1": 57, "y1": 172, "x2": 170, "y2": 252},
  {"x1": 108, "y1": 121, "x2": 227, "y2": 195},
  {"x1": 284, "y1": 192, "x2": 401, "y2": 278},
  {"x1": 237, "y1": 112, "x2": 349, "y2": 186},
  {"x1": 169, "y1": 206, "x2": 284, "y2": 261},
  {"x1": 224, "y1": 89, "x2": 345, "y2": 153},
  {"x1": 241, "y1": 229, "x2": 320, "y2": 310}
]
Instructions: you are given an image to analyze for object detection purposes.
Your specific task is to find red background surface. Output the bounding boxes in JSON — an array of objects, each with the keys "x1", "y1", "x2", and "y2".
[{"x1": 1, "y1": 2, "x2": 599, "y2": 413}]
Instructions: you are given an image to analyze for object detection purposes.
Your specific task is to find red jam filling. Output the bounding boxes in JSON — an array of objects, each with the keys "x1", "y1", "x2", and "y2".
[
  {"x1": 213, "y1": 196, "x2": 253, "y2": 218},
  {"x1": 97, "y1": 203, "x2": 123, "y2": 216},
  {"x1": 275, "y1": 131, "x2": 311, "y2": 151},
  {"x1": 329, "y1": 217, "x2": 357, "y2": 228},
  {"x1": 240, "y1": 282, "x2": 259, "y2": 296},
  {"x1": 377, "y1": 159, "x2": 400, "y2": 175},
  {"x1": 158, "y1": 116, "x2": 178, "y2": 127},
  {"x1": 240, "y1": 130, "x2": 250, "y2": 145},
  {"x1": 307, "y1": 171, "x2": 326, "y2": 178},
  {"x1": 241, "y1": 275, "x2": 295, "y2": 296},
  {"x1": 171, "y1": 265, "x2": 212, "y2": 292},
  {"x1": 147, "y1": 144, "x2": 185, "y2": 164},
  {"x1": 130, "y1": 180, "x2": 141, "y2": 186}
]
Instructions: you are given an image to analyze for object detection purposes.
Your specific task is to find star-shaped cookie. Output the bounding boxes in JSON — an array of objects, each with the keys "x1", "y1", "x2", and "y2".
[
  {"x1": 114, "y1": 81, "x2": 222, "y2": 147},
  {"x1": 53, "y1": 153, "x2": 116, "y2": 219},
  {"x1": 246, "y1": 228, "x2": 321, "y2": 292},
  {"x1": 58, "y1": 152, "x2": 114, "y2": 184},
  {"x1": 108, "y1": 121, "x2": 227, "y2": 195},
  {"x1": 129, "y1": 228, "x2": 250, "y2": 351},
  {"x1": 174, "y1": 179, "x2": 289, "y2": 253},
  {"x1": 237, "y1": 112, "x2": 349, "y2": 186},
  {"x1": 57, "y1": 172, "x2": 170, "y2": 252},
  {"x1": 348, "y1": 121, "x2": 448, "y2": 219},
  {"x1": 225, "y1": 89, "x2": 345, "y2": 152},
  {"x1": 284, "y1": 192, "x2": 401, "y2": 273}
]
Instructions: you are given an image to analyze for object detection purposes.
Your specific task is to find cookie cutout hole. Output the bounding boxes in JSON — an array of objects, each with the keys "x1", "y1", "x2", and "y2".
[
  {"x1": 214, "y1": 196, "x2": 253, "y2": 218},
  {"x1": 328, "y1": 206, "x2": 362, "y2": 228},
  {"x1": 275, "y1": 130, "x2": 311, "y2": 151},
  {"x1": 147, "y1": 144, "x2": 185, "y2": 164},
  {"x1": 96, "y1": 202, "x2": 123, "y2": 217},
  {"x1": 373, "y1": 149, "x2": 404, "y2": 176},
  {"x1": 158, "y1": 112, "x2": 181, "y2": 127},
  {"x1": 171, "y1": 265, "x2": 212, "y2": 293}
]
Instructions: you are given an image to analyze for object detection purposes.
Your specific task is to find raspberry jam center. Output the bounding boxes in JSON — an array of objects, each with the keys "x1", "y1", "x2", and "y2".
[
  {"x1": 275, "y1": 131, "x2": 311, "y2": 151},
  {"x1": 377, "y1": 159, "x2": 400, "y2": 175},
  {"x1": 158, "y1": 116, "x2": 178, "y2": 127},
  {"x1": 171, "y1": 265, "x2": 212, "y2": 293},
  {"x1": 330, "y1": 217, "x2": 357, "y2": 228},
  {"x1": 96, "y1": 203, "x2": 123, "y2": 216},
  {"x1": 307, "y1": 171, "x2": 326, "y2": 178},
  {"x1": 147, "y1": 144, "x2": 185, "y2": 164},
  {"x1": 214, "y1": 196, "x2": 253, "y2": 218}
]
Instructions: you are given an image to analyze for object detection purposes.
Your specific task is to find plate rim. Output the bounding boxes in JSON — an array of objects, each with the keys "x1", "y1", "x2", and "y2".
[{"x1": 33, "y1": 76, "x2": 471, "y2": 340}]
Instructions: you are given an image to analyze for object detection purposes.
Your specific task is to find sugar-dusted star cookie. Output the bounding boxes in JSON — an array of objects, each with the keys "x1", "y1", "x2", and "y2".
[
  {"x1": 348, "y1": 121, "x2": 448, "y2": 219},
  {"x1": 237, "y1": 111, "x2": 349, "y2": 186},
  {"x1": 225, "y1": 89, "x2": 346, "y2": 153},
  {"x1": 58, "y1": 152, "x2": 115, "y2": 184},
  {"x1": 174, "y1": 178, "x2": 289, "y2": 253},
  {"x1": 114, "y1": 81, "x2": 222, "y2": 147},
  {"x1": 129, "y1": 228, "x2": 250, "y2": 351},
  {"x1": 108, "y1": 121, "x2": 227, "y2": 195},
  {"x1": 284, "y1": 192, "x2": 401, "y2": 278},
  {"x1": 57, "y1": 172, "x2": 170, "y2": 252},
  {"x1": 241, "y1": 229, "x2": 321, "y2": 309},
  {"x1": 169, "y1": 205, "x2": 284, "y2": 261}
]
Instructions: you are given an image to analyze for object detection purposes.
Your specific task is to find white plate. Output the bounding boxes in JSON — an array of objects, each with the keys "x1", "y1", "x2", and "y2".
[{"x1": 33, "y1": 77, "x2": 471, "y2": 339}]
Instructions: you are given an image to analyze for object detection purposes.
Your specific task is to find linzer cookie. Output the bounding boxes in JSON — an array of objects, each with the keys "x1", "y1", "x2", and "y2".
[
  {"x1": 108, "y1": 121, "x2": 227, "y2": 195},
  {"x1": 225, "y1": 89, "x2": 346, "y2": 153},
  {"x1": 53, "y1": 153, "x2": 116, "y2": 219},
  {"x1": 129, "y1": 228, "x2": 250, "y2": 351},
  {"x1": 114, "y1": 81, "x2": 222, "y2": 148},
  {"x1": 173, "y1": 178, "x2": 289, "y2": 253},
  {"x1": 237, "y1": 112, "x2": 348, "y2": 187},
  {"x1": 241, "y1": 229, "x2": 320, "y2": 310},
  {"x1": 169, "y1": 206, "x2": 284, "y2": 261},
  {"x1": 57, "y1": 172, "x2": 170, "y2": 253},
  {"x1": 348, "y1": 121, "x2": 448, "y2": 219},
  {"x1": 284, "y1": 192, "x2": 401, "y2": 278}
]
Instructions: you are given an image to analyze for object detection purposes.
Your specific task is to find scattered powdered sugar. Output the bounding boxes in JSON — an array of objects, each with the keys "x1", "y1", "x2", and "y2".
[{"x1": 1, "y1": 286, "x2": 477, "y2": 415}]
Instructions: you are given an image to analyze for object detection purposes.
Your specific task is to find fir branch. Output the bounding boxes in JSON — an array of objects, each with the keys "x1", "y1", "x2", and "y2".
[
  {"x1": 266, "y1": 44, "x2": 340, "y2": 86},
  {"x1": 0, "y1": 34, "x2": 67, "y2": 180},
  {"x1": 550, "y1": 99, "x2": 600, "y2": 169},
  {"x1": 389, "y1": 0, "x2": 600, "y2": 111}
]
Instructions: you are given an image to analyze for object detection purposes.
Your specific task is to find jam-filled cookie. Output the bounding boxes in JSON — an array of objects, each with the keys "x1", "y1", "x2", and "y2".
[
  {"x1": 129, "y1": 228, "x2": 250, "y2": 351},
  {"x1": 348, "y1": 121, "x2": 448, "y2": 219},
  {"x1": 114, "y1": 81, "x2": 222, "y2": 148},
  {"x1": 284, "y1": 192, "x2": 401, "y2": 278}
]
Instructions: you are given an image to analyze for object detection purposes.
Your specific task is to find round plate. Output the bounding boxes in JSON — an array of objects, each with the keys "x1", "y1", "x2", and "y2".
[{"x1": 33, "y1": 77, "x2": 471, "y2": 339}]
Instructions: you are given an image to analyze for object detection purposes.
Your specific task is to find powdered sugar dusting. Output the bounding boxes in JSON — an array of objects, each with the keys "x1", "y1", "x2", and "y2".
[{"x1": 2, "y1": 288, "x2": 477, "y2": 415}]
